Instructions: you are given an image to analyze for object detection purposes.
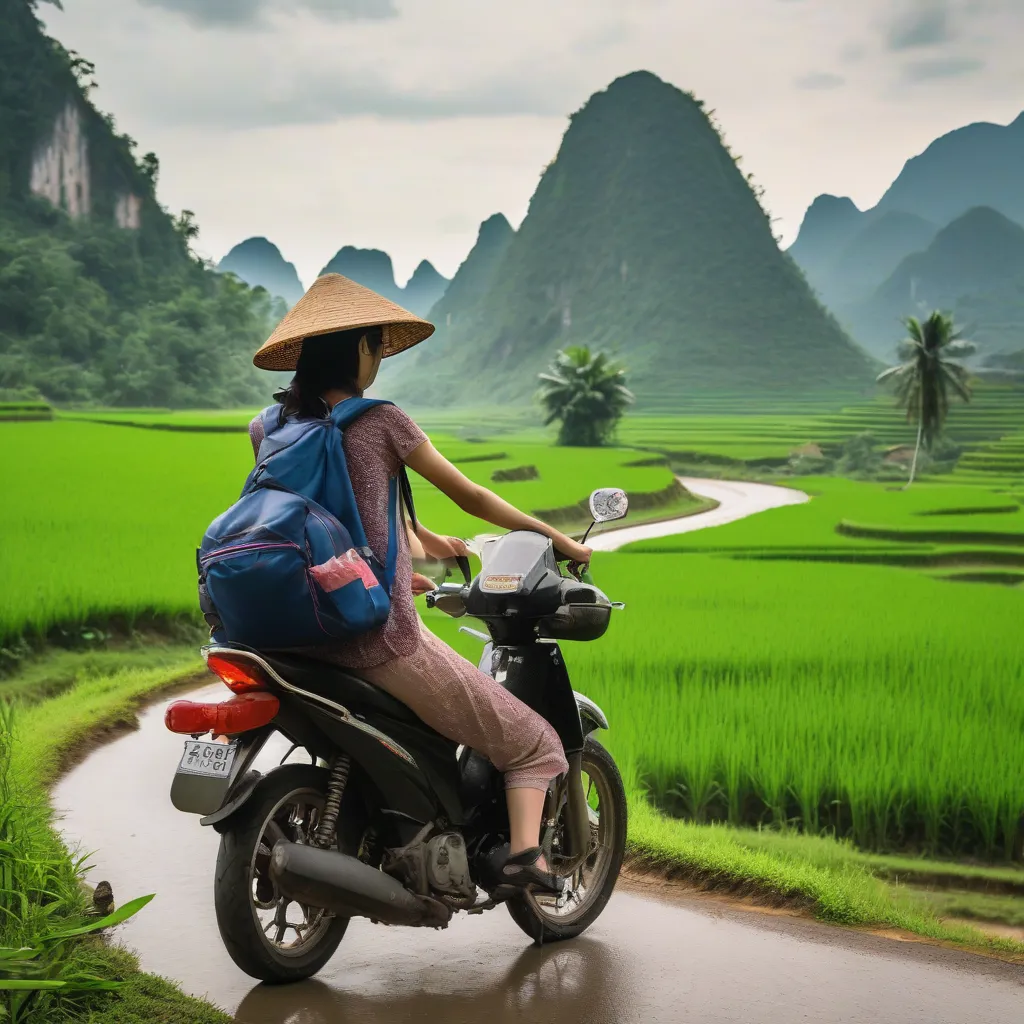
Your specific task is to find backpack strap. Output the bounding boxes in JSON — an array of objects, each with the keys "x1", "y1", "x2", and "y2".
[
  {"x1": 258, "y1": 404, "x2": 282, "y2": 440},
  {"x1": 329, "y1": 398, "x2": 419, "y2": 531},
  {"x1": 329, "y1": 396, "x2": 391, "y2": 429}
]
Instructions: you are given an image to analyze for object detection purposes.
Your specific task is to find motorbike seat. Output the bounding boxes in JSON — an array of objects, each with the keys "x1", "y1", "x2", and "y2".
[{"x1": 259, "y1": 650, "x2": 422, "y2": 727}]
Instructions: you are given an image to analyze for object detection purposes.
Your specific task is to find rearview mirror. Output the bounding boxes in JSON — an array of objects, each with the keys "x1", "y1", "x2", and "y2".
[{"x1": 589, "y1": 488, "x2": 629, "y2": 524}]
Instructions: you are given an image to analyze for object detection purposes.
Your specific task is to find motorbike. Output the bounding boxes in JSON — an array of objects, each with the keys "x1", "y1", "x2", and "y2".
[{"x1": 166, "y1": 488, "x2": 630, "y2": 984}]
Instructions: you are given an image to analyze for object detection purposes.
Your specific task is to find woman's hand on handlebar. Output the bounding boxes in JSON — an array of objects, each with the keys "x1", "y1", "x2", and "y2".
[
  {"x1": 415, "y1": 525, "x2": 469, "y2": 562},
  {"x1": 555, "y1": 538, "x2": 592, "y2": 567},
  {"x1": 411, "y1": 572, "x2": 437, "y2": 597},
  {"x1": 436, "y1": 535, "x2": 469, "y2": 560}
]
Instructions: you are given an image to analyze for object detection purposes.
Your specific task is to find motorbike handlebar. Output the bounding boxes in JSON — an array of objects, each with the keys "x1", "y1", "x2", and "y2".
[{"x1": 565, "y1": 559, "x2": 592, "y2": 583}]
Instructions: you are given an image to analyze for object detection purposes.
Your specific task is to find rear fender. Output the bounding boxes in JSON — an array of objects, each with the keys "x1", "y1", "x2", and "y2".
[
  {"x1": 171, "y1": 725, "x2": 273, "y2": 818},
  {"x1": 193, "y1": 726, "x2": 275, "y2": 829}
]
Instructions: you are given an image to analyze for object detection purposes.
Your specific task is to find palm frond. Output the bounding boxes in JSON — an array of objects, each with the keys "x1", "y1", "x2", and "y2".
[
  {"x1": 876, "y1": 363, "x2": 910, "y2": 384},
  {"x1": 941, "y1": 362, "x2": 973, "y2": 403}
]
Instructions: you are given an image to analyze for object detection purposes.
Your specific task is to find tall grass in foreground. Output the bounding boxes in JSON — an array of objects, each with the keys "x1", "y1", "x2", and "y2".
[
  {"x1": 0, "y1": 659, "x2": 227, "y2": 1023},
  {"x1": 0, "y1": 705, "x2": 131, "y2": 1022}
]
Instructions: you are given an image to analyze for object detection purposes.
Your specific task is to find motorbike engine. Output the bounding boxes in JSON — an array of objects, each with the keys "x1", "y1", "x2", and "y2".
[
  {"x1": 382, "y1": 830, "x2": 475, "y2": 902},
  {"x1": 425, "y1": 833, "x2": 475, "y2": 900}
]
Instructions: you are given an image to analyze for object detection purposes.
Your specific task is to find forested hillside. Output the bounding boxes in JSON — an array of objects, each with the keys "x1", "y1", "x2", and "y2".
[{"x1": 0, "y1": 0, "x2": 281, "y2": 407}]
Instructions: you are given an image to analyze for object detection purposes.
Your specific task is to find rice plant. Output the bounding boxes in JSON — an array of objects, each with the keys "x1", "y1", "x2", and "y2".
[{"x1": 560, "y1": 554, "x2": 1024, "y2": 860}]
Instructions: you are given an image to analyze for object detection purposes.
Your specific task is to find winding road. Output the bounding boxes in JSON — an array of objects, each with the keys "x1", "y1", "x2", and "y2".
[
  {"x1": 589, "y1": 477, "x2": 809, "y2": 551},
  {"x1": 52, "y1": 478, "x2": 1022, "y2": 1023}
]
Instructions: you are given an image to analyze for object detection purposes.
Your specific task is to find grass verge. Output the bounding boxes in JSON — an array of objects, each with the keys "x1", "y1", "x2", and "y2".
[
  {"x1": 625, "y1": 788, "x2": 1024, "y2": 961},
  {"x1": 5, "y1": 654, "x2": 232, "y2": 1023}
]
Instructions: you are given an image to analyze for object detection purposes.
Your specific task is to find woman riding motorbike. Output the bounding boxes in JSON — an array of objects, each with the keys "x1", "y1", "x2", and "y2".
[{"x1": 248, "y1": 274, "x2": 592, "y2": 892}]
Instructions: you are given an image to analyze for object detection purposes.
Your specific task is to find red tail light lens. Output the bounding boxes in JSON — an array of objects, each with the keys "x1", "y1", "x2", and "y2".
[
  {"x1": 165, "y1": 692, "x2": 280, "y2": 736},
  {"x1": 206, "y1": 651, "x2": 271, "y2": 694}
]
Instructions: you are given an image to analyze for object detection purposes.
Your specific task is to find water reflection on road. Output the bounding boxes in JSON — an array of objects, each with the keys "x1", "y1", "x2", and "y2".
[{"x1": 232, "y1": 939, "x2": 632, "y2": 1024}]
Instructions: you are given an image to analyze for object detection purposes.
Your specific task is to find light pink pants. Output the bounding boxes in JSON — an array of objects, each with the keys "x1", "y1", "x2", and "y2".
[{"x1": 359, "y1": 622, "x2": 568, "y2": 791}]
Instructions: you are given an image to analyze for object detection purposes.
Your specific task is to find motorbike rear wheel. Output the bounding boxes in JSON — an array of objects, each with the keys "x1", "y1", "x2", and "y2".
[
  {"x1": 214, "y1": 763, "x2": 363, "y2": 984},
  {"x1": 506, "y1": 736, "x2": 627, "y2": 943}
]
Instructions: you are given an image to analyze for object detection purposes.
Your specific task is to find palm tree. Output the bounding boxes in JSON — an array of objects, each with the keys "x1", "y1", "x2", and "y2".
[
  {"x1": 537, "y1": 346, "x2": 634, "y2": 447},
  {"x1": 877, "y1": 312, "x2": 974, "y2": 487}
]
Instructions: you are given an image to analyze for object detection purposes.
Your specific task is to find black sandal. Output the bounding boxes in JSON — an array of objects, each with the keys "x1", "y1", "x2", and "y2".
[{"x1": 499, "y1": 847, "x2": 566, "y2": 895}]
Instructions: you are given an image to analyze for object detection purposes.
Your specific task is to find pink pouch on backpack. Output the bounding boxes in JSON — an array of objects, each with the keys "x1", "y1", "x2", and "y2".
[{"x1": 310, "y1": 550, "x2": 380, "y2": 592}]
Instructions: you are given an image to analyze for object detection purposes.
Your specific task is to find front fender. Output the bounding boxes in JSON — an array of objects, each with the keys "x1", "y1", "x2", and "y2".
[{"x1": 574, "y1": 691, "x2": 609, "y2": 735}]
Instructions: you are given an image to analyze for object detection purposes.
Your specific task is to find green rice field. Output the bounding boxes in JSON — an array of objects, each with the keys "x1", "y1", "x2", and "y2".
[
  {"x1": 630, "y1": 476, "x2": 1024, "y2": 585},
  {"x1": 0, "y1": 420, "x2": 681, "y2": 644},
  {"x1": 5, "y1": 397, "x2": 1024, "y2": 862}
]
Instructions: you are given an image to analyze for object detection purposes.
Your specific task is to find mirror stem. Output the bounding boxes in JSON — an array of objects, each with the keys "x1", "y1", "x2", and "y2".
[{"x1": 581, "y1": 520, "x2": 596, "y2": 545}]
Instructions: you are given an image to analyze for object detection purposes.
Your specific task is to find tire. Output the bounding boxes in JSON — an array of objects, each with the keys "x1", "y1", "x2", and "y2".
[
  {"x1": 214, "y1": 763, "x2": 363, "y2": 984},
  {"x1": 507, "y1": 736, "x2": 627, "y2": 943}
]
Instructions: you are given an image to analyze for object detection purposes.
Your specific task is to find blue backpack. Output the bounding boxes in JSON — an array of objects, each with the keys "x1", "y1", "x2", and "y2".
[{"x1": 197, "y1": 397, "x2": 415, "y2": 649}]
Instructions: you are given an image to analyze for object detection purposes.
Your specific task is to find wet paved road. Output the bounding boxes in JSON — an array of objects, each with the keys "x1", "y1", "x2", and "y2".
[
  {"x1": 54, "y1": 691, "x2": 1024, "y2": 1023},
  {"x1": 52, "y1": 479, "x2": 1023, "y2": 1022}
]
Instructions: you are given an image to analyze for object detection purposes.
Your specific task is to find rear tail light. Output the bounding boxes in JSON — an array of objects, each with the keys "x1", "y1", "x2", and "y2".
[
  {"x1": 205, "y1": 650, "x2": 271, "y2": 694},
  {"x1": 165, "y1": 692, "x2": 280, "y2": 736}
]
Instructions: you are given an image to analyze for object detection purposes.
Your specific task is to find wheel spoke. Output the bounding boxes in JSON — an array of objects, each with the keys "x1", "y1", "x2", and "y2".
[
  {"x1": 527, "y1": 754, "x2": 621, "y2": 923},
  {"x1": 250, "y1": 787, "x2": 349, "y2": 956},
  {"x1": 273, "y1": 898, "x2": 290, "y2": 944}
]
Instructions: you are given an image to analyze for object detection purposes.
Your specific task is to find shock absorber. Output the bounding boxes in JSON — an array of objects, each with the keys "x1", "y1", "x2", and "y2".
[{"x1": 314, "y1": 753, "x2": 351, "y2": 848}]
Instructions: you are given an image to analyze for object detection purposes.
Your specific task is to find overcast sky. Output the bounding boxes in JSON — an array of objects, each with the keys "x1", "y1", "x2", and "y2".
[{"x1": 42, "y1": 0, "x2": 1024, "y2": 288}]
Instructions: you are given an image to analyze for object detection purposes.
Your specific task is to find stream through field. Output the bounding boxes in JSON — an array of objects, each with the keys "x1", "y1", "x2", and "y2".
[{"x1": 52, "y1": 478, "x2": 1024, "y2": 1022}]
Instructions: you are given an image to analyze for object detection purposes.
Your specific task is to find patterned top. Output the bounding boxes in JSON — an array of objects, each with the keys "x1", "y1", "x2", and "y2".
[{"x1": 249, "y1": 404, "x2": 428, "y2": 668}]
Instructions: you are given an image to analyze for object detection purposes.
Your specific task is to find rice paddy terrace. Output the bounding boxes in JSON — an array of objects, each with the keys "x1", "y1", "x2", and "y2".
[
  {"x1": 616, "y1": 383, "x2": 1024, "y2": 477},
  {"x1": 6, "y1": 386, "x2": 1024, "y2": 863}
]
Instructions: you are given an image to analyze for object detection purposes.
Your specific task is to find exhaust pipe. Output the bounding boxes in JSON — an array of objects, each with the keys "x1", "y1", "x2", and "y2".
[{"x1": 269, "y1": 842, "x2": 450, "y2": 928}]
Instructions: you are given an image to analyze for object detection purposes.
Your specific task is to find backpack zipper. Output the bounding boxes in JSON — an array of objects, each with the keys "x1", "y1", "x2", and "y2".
[
  {"x1": 200, "y1": 540, "x2": 302, "y2": 568},
  {"x1": 307, "y1": 508, "x2": 345, "y2": 547}
]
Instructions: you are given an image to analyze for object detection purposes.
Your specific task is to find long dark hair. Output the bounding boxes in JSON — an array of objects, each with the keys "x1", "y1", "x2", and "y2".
[{"x1": 274, "y1": 326, "x2": 384, "y2": 420}]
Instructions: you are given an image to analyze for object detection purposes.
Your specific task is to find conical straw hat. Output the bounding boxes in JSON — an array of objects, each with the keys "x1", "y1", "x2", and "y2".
[{"x1": 253, "y1": 273, "x2": 435, "y2": 371}]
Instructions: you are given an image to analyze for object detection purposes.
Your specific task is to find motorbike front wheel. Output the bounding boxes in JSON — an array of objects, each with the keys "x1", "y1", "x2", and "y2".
[
  {"x1": 213, "y1": 763, "x2": 362, "y2": 984},
  {"x1": 507, "y1": 735, "x2": 627, "y2": 943}
]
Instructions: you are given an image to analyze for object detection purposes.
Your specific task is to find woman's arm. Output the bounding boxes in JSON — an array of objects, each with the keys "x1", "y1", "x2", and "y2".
[
  {"x1": 405, "y1": 521, "x2": 427, "y2": 560},
  {"x1": 415, "y1": 523, "x2": 469, "y2": 561},
  {"x1": 404, "y1": 440, "x2": 592, "y2": 564}
]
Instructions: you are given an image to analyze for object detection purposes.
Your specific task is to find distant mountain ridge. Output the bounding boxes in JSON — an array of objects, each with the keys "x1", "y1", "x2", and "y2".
[
  {"x1": 403, "y1": 260, "x2": 450, "y2": 318},
  {"x1": 216, "y1": 239, "x2": 451, "y2": 315},
  {"x1": 218, "y1": 237, "x2": 305, "y2": 307},
  {"x1": 788, "y1": 110, "x2": 1024, "y2": 358},
  {"x1": 839, "y1": 207, "x2": 1024, "y2": 360},
  {"x1": 386, "y1": 71, "x2": 875, "y2": 409},
  {"x1": 372, "y1": 213, "x2": 514, "y2": 396},
  {"x1": 792, "y1": 112, "x2": 1024, "y2": 266},
  {"x1": 319, "y1": 246, "x2": 449, "y2": 317},
  {"x1": 874, "y1": 112, "x2": 1024, "y2": 226}
]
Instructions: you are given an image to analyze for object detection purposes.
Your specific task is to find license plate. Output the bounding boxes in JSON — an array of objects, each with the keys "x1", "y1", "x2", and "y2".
[{"x1": 177, "y1": 739, "x2": 238, "y2": 779}]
